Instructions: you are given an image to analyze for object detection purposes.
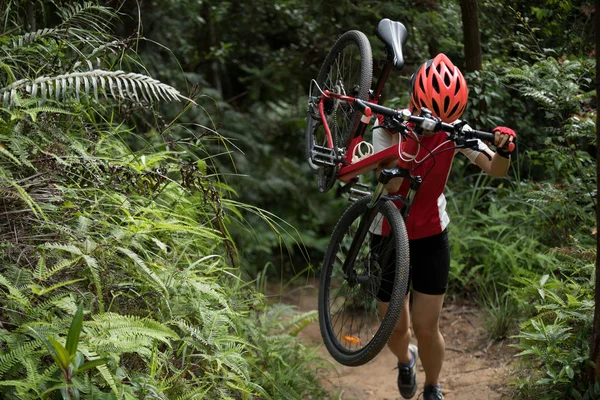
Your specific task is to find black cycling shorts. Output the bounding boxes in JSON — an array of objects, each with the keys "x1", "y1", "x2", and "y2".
[{"x1": 374, "y1": 229, "x2": 450, "y2": 302}]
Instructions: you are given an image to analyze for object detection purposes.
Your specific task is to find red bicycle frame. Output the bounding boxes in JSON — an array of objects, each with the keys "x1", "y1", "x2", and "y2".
[{"x1": 317, "y1": 89, "x2": 421, "y2": 183}]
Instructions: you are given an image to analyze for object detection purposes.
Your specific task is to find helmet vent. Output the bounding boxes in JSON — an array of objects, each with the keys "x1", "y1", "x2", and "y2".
[
  {"x1": 448, "y1": 102, "x2": 460, "y2": 119},
  {"x1": 455, "y1": 79, "x2": 461, "y2": 95},
  {"x1": 419, "y1": 76, "x2": 426, "y2": 93},
  {"x1": 432, "y1": 75, "x2": 440, "y2": 93},
  {"x1": 444, "y1": 74, "x2": 451, "y2": 87},
  {"x1": 444, "y1": 96, "x2": 450, "y2": 112},
  {"x1": 432, "y1": 100, "x2": 440, "y2": 117}
]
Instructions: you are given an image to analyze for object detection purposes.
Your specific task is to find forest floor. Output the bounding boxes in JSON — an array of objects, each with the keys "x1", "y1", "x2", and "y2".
[{"x1": 274, "y1": 280, "x2": 520, "y2": 400}]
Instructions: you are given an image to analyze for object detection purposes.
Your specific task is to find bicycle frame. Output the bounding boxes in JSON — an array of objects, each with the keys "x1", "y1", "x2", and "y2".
[
  {"x1": 318, "y1": 88, "x2": 423, "y2": 201},
  {"x1": 317, "y1": 60, "x2": 395, "y2": 172}
]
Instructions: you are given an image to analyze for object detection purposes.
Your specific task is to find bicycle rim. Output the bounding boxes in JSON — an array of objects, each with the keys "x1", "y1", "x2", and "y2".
[
  {"x1": 319, "y1": 196, "x2": 409, "y2": 366},
  {"x1": 306, "y1": 30, "x2": 372, "y2": 192}
]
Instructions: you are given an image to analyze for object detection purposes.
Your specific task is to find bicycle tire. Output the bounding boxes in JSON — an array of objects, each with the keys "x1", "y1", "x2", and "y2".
[
  {"x1": 318, "y1": 195, "x2": 409, "y2": 366},
  {"x1": 306, "y1": 30, "x2": 373, "y2": 192}
]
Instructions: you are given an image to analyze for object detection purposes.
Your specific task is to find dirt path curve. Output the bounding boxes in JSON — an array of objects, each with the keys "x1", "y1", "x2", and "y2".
[{"x1": 278, "y1": 282, "x2": 517, "y2": 400}]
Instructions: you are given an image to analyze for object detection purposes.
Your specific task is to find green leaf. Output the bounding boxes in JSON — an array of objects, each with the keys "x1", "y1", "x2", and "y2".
[
  {"x1": 66, "y1": 303, "x2": 83, "y2": 357},
  {"x1": 76, "y1": 358, "x2": 108, "y2": 373},
  {"x1": 30, "y1": 278, "x2": 86, "y2": 296},
  {"x1": 48, "y1": 337, "x2": 71, "y2": 372},
  {"x1": 565, "y1": 365, "x2": 574, "y2": 379}
]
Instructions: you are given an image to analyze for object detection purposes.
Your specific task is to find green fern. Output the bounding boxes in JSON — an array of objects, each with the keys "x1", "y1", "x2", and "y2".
[
  {"x1": 1, "y1": 70, "x2": 187, "y2": 107},
  {"x1": 117, "y1": 247, "x2": 168, "y2": 294},
  {"x1": 88, "y1": 313, "x2": 180, "y2": 345},
  {"x1": 284, "y1": 310, "x2": 318, "y2": 337},
  {"x1": 0, "y1": 272, "x2": 30, "y2": 307},
  {"x1": 10, "y1": 28, "x2": 60, "y2": 47},
  {"x1": 0, "y1": 340, "x2": 42, "y2": 378}
]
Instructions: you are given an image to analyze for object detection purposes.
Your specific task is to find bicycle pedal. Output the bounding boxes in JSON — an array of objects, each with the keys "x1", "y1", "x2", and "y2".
[
  {"x1": 311, "y1": 145, "x2": 337, "y2": 167},
  {"x1": 354, "y1": 182, "x2": 371, "y2": 191},
  {"x1": 348, "y1": 187, "x2": 370, "y2": 202}
]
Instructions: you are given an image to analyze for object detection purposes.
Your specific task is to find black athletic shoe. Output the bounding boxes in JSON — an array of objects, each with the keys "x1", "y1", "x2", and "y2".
[
  {"x1": 397, "y1": 344, "x2": 418, "y2": 399},
  {"x1": 423, "y1": 384, "x2": 444, "y2": 400}
]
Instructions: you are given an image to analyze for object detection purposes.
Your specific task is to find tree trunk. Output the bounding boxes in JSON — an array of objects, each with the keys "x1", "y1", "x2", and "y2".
[
  {"x1": 25, "y1": 1, "x2": 36, "y2": 32},
  {"x1": 199, "y1": 3, "x2": 222, "y2": 97},
  {"x1": 593, "y1": 0, "x2": 600, "y2": 382},
  {"x1": 459, "y1": 0, "x2": 482, "y2": 72}
]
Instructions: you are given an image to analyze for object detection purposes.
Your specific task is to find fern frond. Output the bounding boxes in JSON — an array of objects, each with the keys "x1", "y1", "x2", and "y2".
[
  {"x1": 41, "y1": 243, "x2": 83, "y2": 255},
  {"x1": 0, "y1": 144, "x2": 22, "y2": 166},
  {"x1": 76, "y1": 348, "x2": 120, "y2": 395},
  {"x1": 10, "y1": 28, "x2": 61, "y2": 47},
  {"x1": 59, "y1": 2, "x2": 115, "y2": 34},
  {"x1": 284, "y1": 310, "x2": 318, "y2": 337},
  {"x1": 27, "y1": 294, "x2": 74, "y2": 319},
  {"x1": 89, "y1": 313, "x2": 180, "y2": 344},
  {"x1": 0, "y1": 168, "x2": 46, "y2": 219},
  {"x1": 174, "y1": 386, "x2": 211, "y2": 400},
  {"x1": 117, "y1": 247, "x2": 168, "y2": 293},
  {"x1": 36, "y1": 257, "x2": 80, "y2": 281},
  {"x1": 172, "y1": 319, "x2": 209, "y2": 346},
  {"x1": 0, "y1": 126, "x2": 35, "y2": 168},
  {"x1": 189, "y1": 279, "x2": 230, "y2": 310},
  {"x1": 0, "y1": 340, "x2": 42, "y2": 378},
  {"x1": 30, "y1": 278, "x2": 86, "y2": 297},
  {"x1": 0, "y1": 70, "x2": 188, "y2": 108},
  {"x1": 82, "y1": 254, "x2": 104, "y2": 312},
  {"x1": 0, "y1": 272, "x2": 29, "y2": 306}
]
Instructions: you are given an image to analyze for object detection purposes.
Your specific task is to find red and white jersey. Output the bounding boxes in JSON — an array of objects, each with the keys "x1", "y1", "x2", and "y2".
[{"x1": 371, "y1": 117, "x2": 488, "y2": 240}]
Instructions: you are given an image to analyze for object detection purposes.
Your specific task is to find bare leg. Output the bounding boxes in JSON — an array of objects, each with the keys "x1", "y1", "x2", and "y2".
[
  {"x1": 377, "y1": 293, "x2": 412, "y2": 364},
  {"x1": 411, "y1": 290, "x2": 445, "y2": 386}
]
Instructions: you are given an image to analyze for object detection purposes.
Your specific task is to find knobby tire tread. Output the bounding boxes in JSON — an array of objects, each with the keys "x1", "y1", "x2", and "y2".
[
  {"x1": 318, "y1": 196, "x2": 409, "y2": 366},
  {"x1": 305, "y1": 30, "x2": 373, "y2": 176}
]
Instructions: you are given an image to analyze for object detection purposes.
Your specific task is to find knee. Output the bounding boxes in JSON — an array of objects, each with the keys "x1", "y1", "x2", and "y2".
[
  {"x1": 413, "y1": 319, "x2": 441, "y2": 341},
  {"x1": 391, "y1": 323, "x2": 410, "y2": 339},
  {"x1": 391, "y1": 314, "x2": 411, "y2": 338}
]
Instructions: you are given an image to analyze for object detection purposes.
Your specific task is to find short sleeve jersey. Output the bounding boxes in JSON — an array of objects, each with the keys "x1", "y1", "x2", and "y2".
[{"x1": 372, "y1": 114, "x2": 489, "y2": 240}]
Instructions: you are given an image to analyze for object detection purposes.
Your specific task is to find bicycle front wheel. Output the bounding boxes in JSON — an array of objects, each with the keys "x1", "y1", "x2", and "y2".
[
  {"x1": 318, "y1": 196, "x2": 409, "y2": 366},
  {"x1": 306, "y1": 30, "x2": 373, "y2": 192}
]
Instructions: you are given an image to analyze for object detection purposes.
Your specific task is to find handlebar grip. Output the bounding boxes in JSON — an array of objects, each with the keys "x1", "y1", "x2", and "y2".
[
  {"x1": 470, "y1": 129, "x2": 495, "y2": 143},
  {"x1": 354, "y1": 99, "x2": 398, "y2": 118}
]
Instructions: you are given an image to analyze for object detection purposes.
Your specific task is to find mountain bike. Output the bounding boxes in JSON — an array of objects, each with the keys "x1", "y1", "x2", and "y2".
[{"x1": 305, "y1": 19, "x2": 503, "y2": 367}]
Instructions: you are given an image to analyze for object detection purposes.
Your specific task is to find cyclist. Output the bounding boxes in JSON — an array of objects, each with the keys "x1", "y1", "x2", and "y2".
[{"x1": 372, "y1": 53, "x2": 516, "y2": 400}]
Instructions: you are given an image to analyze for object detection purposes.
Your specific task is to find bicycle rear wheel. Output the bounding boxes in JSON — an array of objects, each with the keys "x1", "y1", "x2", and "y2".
[
  {"x1": 318, "y1": 195, "x2": 409, "y2": 366},
  {"x1": 306, "y1": 30, "x2": 373, "y2": 192}
]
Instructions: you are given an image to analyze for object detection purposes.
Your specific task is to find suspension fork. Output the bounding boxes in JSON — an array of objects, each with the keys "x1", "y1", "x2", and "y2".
[{"x1": 341, "y1": 162, "x2": 405, "y2": 283}]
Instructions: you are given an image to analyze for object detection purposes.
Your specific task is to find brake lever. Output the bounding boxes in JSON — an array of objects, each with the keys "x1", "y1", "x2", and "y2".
[
  {"x1": 373, "y1": 115, "x2": 407, "y2": 134},
  {"x1": 454, "y1": 138, "x2": 492, "y2": 160}
]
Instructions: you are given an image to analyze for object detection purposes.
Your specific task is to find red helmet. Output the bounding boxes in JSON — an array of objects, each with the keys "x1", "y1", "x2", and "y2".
[{"x1": 409, "y1": 54, "x2": 468, "y2": 123}]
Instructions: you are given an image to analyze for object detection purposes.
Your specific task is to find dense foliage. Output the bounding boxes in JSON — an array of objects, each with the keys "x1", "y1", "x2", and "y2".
[
  {"x1": 0, "y1": 3, "x2": 326, "y2": 399},
  {"x1": 1, "y1": 0, "x2": 597, "y2": 399}
]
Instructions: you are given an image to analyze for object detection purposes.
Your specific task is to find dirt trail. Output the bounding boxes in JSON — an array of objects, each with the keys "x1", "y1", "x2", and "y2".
[{"x1": 277, "y1": 282, "x2": 517, "y2": 400}]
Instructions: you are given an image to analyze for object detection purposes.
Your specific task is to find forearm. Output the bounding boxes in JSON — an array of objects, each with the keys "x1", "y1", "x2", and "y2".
[
  {"x1": 474, "y1": 149, "x2": 511, "y2": 177},
  {"x1": 488, "y1": 152, "x2": 511, "y2": 177}
]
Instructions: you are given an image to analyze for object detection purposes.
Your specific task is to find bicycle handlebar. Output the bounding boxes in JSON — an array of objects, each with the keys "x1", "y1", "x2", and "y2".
[{"x1": 353, "y1": 98, "x2": 497, "y2": 144}]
